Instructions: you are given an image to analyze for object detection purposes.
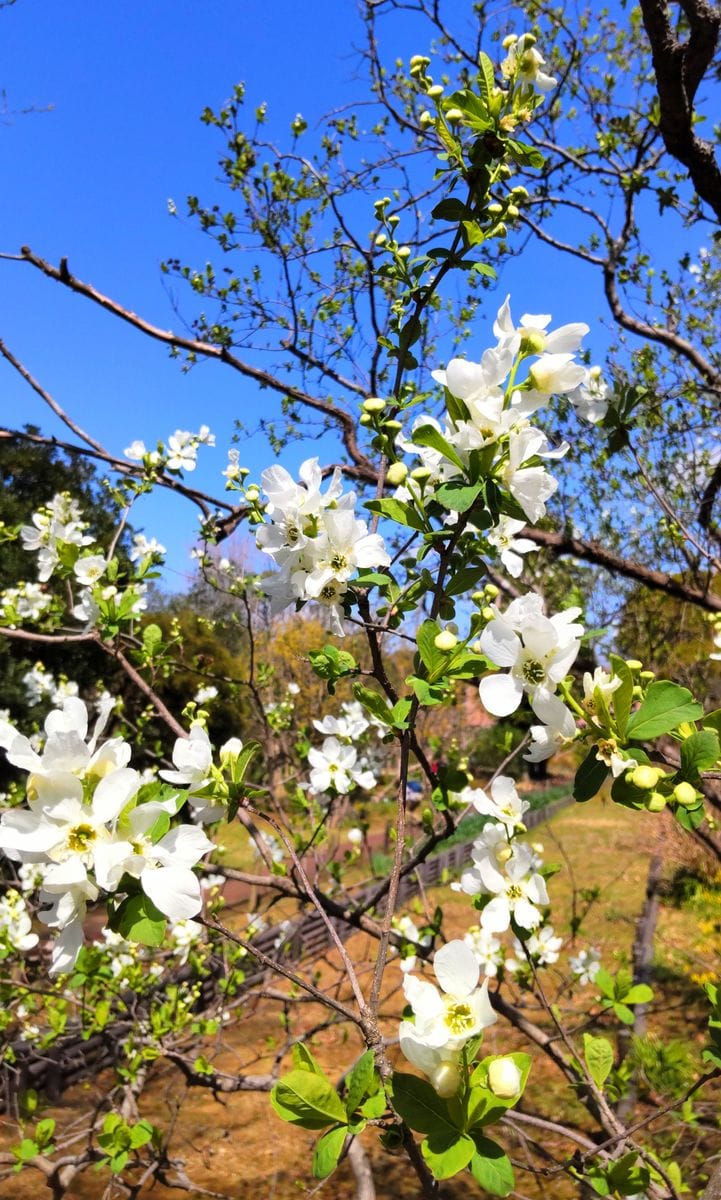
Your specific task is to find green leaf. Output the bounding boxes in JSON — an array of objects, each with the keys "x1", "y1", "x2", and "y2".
[
  {"x1": 679, "y1": 729, "x2": 720, "y2": 780},
  {"x1": 435, "y1": 479, "x2": 484, "y2": 512},
  {"x1": 594, "y1": 968, "x2": 615, "y2": 999},
  {"x1": 574, "y1": 749, "x2": 610, "y2": 802},
  {"x1": 674, "y1": 801, "x2": 706, "y2": 830},
  {"x1": 360, "y1": 1091, "x2": 386, "y2": 1119},
  {"x1": 292, "y1": 1043, "x2": 324, "y2": 1075},
  {"x1": 431, "y1": 197, "x2": 468, "y2": 222},
  {"x1": 390, "y1": 1072, "x2": 458, "y2": 1135},
  {"x1": 445, "y1": 564, "x2": 488, "y2": 597},
  {"x1": 622, "y1": 983, "x2": 653, "y2": 1005},
  {"x1": 312, "y1": 1125, "x2": 347, "y2": 1179},
  {"x1": 416, "y1": 619, "x2": 445, "y2": 676},
  {"x1": 412, "y1": 423, "x2": 466, "y2": 473},
  {"x1": 112, "y1": 893, "x2": 166, "y2": 947},
  {"x1": 142, "y1": 623, "x2": 163, "y2": 654},
  {"x1": 345, "y1": 1050, "x2": 376, "y2": 1117},
  {"x1": 470, "y1": 1136, "x2": 515, "y2": 1195},
  {"x1": 365, "y1": 497, "x2": 426, "y2": 531},
  {"x1": 352, "y1": 682, "x2": 392, "y2": 726},
  {"x1": 609, "y1": 654, "x2": 633, "y2": 738},
  {"x1": 702, "y1": 708, "x2": 721, "y2": 737},
  {"x1": 421, "y1": 1130, "x2": 475, "y2": 1180},
  {"x1": 626, "y1": 681, "x2": 703, "y2": 741},
  {"x1": 129, "y1": 1120, "x2": 154, "y2": 1149},
  {"x1": 583, "y1": 1034, "x2": 613, "y2": 1089},
  {"x1": 270, "y1": 1070, "x2": 347, "y2": 1129}
]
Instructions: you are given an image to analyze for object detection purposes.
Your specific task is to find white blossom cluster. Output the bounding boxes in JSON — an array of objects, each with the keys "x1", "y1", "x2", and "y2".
[
  {"x1": 306, "y1": 699, "x2": 377, "y2": 798},
  {"x1": 22, "y1": 663, "x2": 79, "y2": 708},
  {"x1": 255, "y1": 457, "x2": 390, "y2": 635},
  {"x1": 20, "y1": 492, "x2": 93, "y2": 582},
  {"x1": 0, "y1": 887, "x2": 39, "y2": 953},
  {"x1": 399, "y1": 939, "x2": 497, "y2": 1097},
  {"x1": 455, "y1": 777, "x2": 550, "y2": 933},
  {"x1": 124, "y1": 425, "x2": 215, "y2": 473},
  {"x1": 0, "y1": 697, "x2": 213, "y2": 974}
]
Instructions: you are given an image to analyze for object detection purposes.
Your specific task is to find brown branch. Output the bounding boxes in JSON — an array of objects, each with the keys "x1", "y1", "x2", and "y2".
[
  {"x1": 10, "y1": 246, "x2": 377, "y2": 479},
  {"x1": 525, "y1": 525, "x2": 721, "y2": 612},
  {"x1": 638, "y1": 0, "x2": 721, "y2": 222}
]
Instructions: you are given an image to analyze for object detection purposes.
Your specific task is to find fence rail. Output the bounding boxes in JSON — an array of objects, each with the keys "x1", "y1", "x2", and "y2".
[{"x1": 1, "y1": 795, "x2": 571, "y2": 1111}]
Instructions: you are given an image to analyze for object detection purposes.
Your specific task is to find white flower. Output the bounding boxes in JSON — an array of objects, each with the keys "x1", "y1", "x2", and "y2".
[
  {"x1": 0, "y1": 888, "x2": 38, "y2": 951},
  {"x1": 399, "y1": 940, "x2": 497, "y2": 1095},
  {"x1": 307, "y1": 736, "x2": 376, "y2": 795},
  {"x1": 488, "y1": 1057, "x2": 522, "y2": 1098},
  {"x1": 519, "y1": 924, "x2": 563, "y2": 965},
  {"x1": 501, "y1": 36, "x2": 557, "y2": 94},
  {"x1": 529, "y1": 353, "x2": 587, "y2": 395},
  {"x1": 486, "y1": 516, "x2": 537, "y2": 577},
  {"x1": 569, "y1": 946, "x2": 601, "y2": 985},
  {"x1": 347, "y1": 827, "x2": 364, "y2": 847},
  {"x1": 124, "y1": 440, "x2": 148, "y2": 460},
  {"x1": 166, "y1": 430, "x2": 198, "y2": 472},
  {"x1": 479, "y1": 593, "x2": 583, "y2": 718},
  {"x1": 525, "y1": 690, "x2": 577, "y2": 763},
  {"x1": 469, "y1": 776, "x2": 529, "y2": 832},
  {"x1": 463, "y1": 925, "x2": 505, "y2": 978},
  {"x1": 73, "y1": 554, "x2": 107, "y2": 587},
  {"x1": 194, "y1": 685, "x2": 219, "y2": 705},
  {"x1": 569, "y1": 367, "x2": 610, "y2": 424},
  {"x1": 130, "y1": 533, "x2": 167, "y2": 562},
  {"x1": 475, "y1": 843, "x2": 549, "y2": 934}
]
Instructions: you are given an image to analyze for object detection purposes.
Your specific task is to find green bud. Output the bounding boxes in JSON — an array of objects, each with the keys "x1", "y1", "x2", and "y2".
[
  {"x1": 625, "y1": 659, "x2": 643, "y2": 671},
  {"x1": 359, "y1": 412, "x2": 372, "y2": 426},
  {"x1": 487, "y1": 202, "x2": 504, "y2": 215},
  {"x1": 520, "y1": 329, "x2": 547, "y2": 355},
  {"x1": 507, "y1": 204, "x2": 520, "y2": 218},
  {"x1": 410, "y1": 466, "x2": 431, "y2": 482},
  {"x1": 673, "y1": 781, "x2": 698, "y2": 808},
  {"x1": 384, "y1": 419, "x2": 403, "y2": 432},
  {"x1": 386, "y1": 461, "x2": 408, "y2": 485},
  {"x1": 419, "y1": 110, "x2": 434, "y2": 127},
  {"x1": 631, "y1": 765, "x2": 660, "y2": 791},
  {"x1": 482, "y1": 606, "x2": 495, "y2": 621},
  {"x1": 363, "y1": 397, "x2": 386, "y2": 414},
  {"x1": 484, "y1": 583, "x2": 500, "y2": 599},
  {"x1": 640, "y1": 670, "x2": 655, "y2": 682},
  {"x1": 245, "y1": 484, "x2": 260, "y2": 501},
  {"x1": 434, "y1": 630, "x2": 458, "y2": 652},
  {"x1": 375, "y1": 233, "x2": 387, "y2": 247},
  {"x1": 445, "y1": 107, "x2": 464, "y2": 123},
  {"x1": 647, "y1": 792, "x2": 667, "y2": 812},
  {"x1": 427, "y1": 84, "x2": 444, "y2": 98},
  {"x1": 397, "y1": 245, "x2": 411, "y2": 258},
  {"x1": 471, "y1": 591, "x2": 485, "y2": 603}
]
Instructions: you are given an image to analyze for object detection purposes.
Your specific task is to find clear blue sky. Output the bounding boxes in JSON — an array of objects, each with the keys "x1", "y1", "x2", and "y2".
[{"x1": 0, "y1": 0, "x2": 684, "y2": 587}]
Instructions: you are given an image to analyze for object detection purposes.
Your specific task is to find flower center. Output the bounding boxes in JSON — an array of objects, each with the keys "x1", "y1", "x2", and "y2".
[
  {"x1": 506, "y1": 883, "x2": 523, "y2": 901},
  {"x1": 67, "y1": 823, "x2": 96, "y2": 853},
  {"x1": 443, "y1": 999, "x2": 475, "y2": 1037},
  {"x1": 319, "y1": 583, "x2": 338, "y2": 601},
  {"x1": 330, "y1": 552, "x2": 348, "y2": 572},
  {"x1": 521, "y1": 658, "x2": 546, "y2": 685}
]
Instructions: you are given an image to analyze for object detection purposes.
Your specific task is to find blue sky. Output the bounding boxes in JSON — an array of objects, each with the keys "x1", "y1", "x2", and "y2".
[{"x1": 0, "y1": 0, "x2": 688, "y2": 588}]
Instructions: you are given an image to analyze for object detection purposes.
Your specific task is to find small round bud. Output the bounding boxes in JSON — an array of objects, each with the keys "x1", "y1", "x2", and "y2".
[
  {"x1": 521, "y1": 330, "x2": 548, "y2": 356},
  {"x1": 487, "y1": 202, "x2": 503, "y2": 215},
  {"x1": 397, "y1": 245, "x2": 411, "y2": 259},
  {"x1": 497, "y1": 164, "x2": 512, "y2": 179},
  {"x1": 482, "y1": 606, "x2": 495, "y2": 621},
  {"x1": 375, "y1": 233, "x2": 387, "y2": 247},
  {"x1": 409, "y1": 54, "x2": 428, "y2": 69},
  {"x1": 632, "y1": 685, "x2": 644, "y2": 698},
  {"x1": 625, "y1": 659, "x2": 643, "y2": 671},
  {"x1": 386, "y1": 461, "x2": 409, "y2": 485},
  {"x1": 631, "y1": 765, "x2": 660, "y2": 791},
  {"x1": 359, "y1": 412, "x2": 372, "y2": 426},
  {"x1": 419, "y1": 110, "x2": 434, "y2": 127},
  {"x1": 347, "y1": 827, "x2": 363, "y2": 846},
  {"x1": 501, "y1": 34, "x2": 518, "y2": 49},
  {"x1": 647, "y1": 792, "x2": 667, "y2": 813},
  {"x1": 388, "y1": 214, "x2": 401, "y2": 227},
  {"x1": 494, "y1": 222, "x2": 507, "y2": 237},
  {"x1": 363, "y1": 397, "x2": 386, "y2": 414},
  {"x1": 445, "y1": 107, "x2": 464, "y2": 123},
  {"x1": 245, "y1": 484, "x2": 260, "y2": 501},
  {"x1": 496, "y1": 845, "x2": 513, "y2": 864},
  {"x1": 640, "y1": 670, "x2": 655, "y2": 682},
  {"x1": 470, "y1": 640, "x2": 484, "y2": 655},
  {"x1": 488, "y1": 1057, "x2": 522, "y2": 1099},
  {"x1": 384, "y1": 419, "x2": 403, "y2": 432},
  {"x1": 484, "y1": 584, "x2": 500, "y2": 599},
  {"x1": 507, "y1": 204, "x2": 520, "y2": 218},
  {"x1": 520, "y1": 32, "x2": 537, "y2": 48},
  {"x1": 673, "y1": 781, "x2": 698, "y2": 808},
  {"x1": 471, "y1": 591, "x2": 485, "y2": 603},
  {"x1": 431, "y1": 1061, "x2": 461, "y2": 1098},
  {"x1": 410, "y1": 466, "x2": 431, "y2": 482},
  {"x1": 434, "y1": 630, "x2": 458, "y2": 652},
  {"x1": 511, "y1": 185, "x2": 529, "y2": 199},
  {"x1": 427, "y1": 84, "x2": 444, "y2": 98}
]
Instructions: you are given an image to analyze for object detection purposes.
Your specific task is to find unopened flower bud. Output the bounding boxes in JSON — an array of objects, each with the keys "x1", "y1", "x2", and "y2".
[
  {"x1": 521, "y1": 330, "x2": 548, "y2": 356},
  {"x1": 375, "y1": 233, "x2": 388, "y2": 247},
  {"x1": 386, "y1": 461, "x2": 408, "y2": 485},
  {"x1": 445, "y1": 107, "x2": 464, "y2": 123},
  {"x1": 245, "y1": 484, "x2": 260, "y2": 501},
  {"x1": 482, "y1": 606, "x2": 494, "y2": 621},
  {"x1": 434, "y1": 630, "x2": 458, "y2": 652},
  {"x1": 419, "y1": 110, "x2": 434, "y2": 127},
  {"x1": 631, "y1": 765, "x2": 660, "y2": 791},
  {"x1": 470, "y1": 640, "x2": 484, "y2": 655},
  {"x1": 640, "y1": 670, "x2": 655, "y2": 682},
  {"x1": 673, "y1": 781, "x2": 698, "y2": 808},
  {"x1": 496, "y1": 845, "x2": 513, "y2": 864},
  {"x1": 647, "y1": 792, "x2": 667, "y2": 813},
  {"x1": 488, "y1": 202, "x2": 503, "y2": 215},
  {"x1": 410, "y1": 466, "x2": 431, "y2": 482},
  {"x1": 359, "y1": 412, "x2": 372, "y2": 426},
  {"x1": 397, "y1": 245, "x2": 411, "y2": 259},
  {"x1": 363, "y1": 397, "x2": 386, "y2": 414},
  {"x1": 431, "y1": 1060, "x2": 461, "y2": 1098},
  {"x1": 427, "y1": 84, "x2": 444, "y2": 98},
  {"x1": 347, "y1": 827, "x2": 363, "y2": 846},
  {"x1": 488, "y1": 1057, "x2": 522, "y2": 1098},
  {"x1": 494, "y1": 222, "x2": 507, "y2": 237},
  {"x1": 511, "y1": 185, "x2": 529, "y2": 199},
  {"x1": 501, "y1": 34, "x2": 518, "y2": 49},
  {"x1": 507, "y1": 204, "x2": 520, "y2": 218},
  {"x1": 625, "y1": 659, "x2": 643, "y2": 671},
  {"x1": 384, "y1": 419, "x2": 403, "y2": 432},
  {"x1": 484, "y1": 584, "x2": 500, "y2": 599}
]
